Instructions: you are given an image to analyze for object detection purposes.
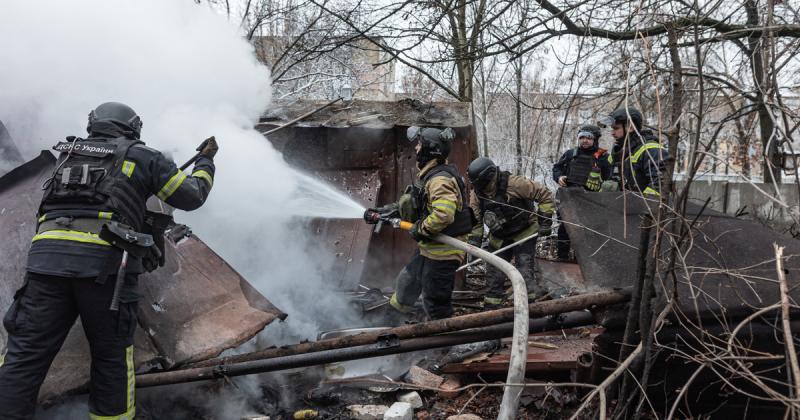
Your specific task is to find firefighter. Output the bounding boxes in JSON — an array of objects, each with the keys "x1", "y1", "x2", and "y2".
[
  {"x1": 364, "y1": 126, "x2": 472, "y2": 320},
  {"x1": 0, "y1": 102, "x2": 218, "y2": 420},
  {"x1": 598, "y1": 107, "x2": 669, "y2": 196},
  {"x1": 551, "y1": 124, "x2": 611, "y2": 259},
  {"x1": 467, "y1": 157, "x2": 555, "y2": 308}
]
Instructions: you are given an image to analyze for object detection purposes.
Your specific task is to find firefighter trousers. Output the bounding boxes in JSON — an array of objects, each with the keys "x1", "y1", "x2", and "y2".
[
  {"x1": 0, "y1": 271, "x2": 139, "y2": 420},
  {"x1": 391, "y1": 251, "x2": 458, "y2": 320},
  {"x1": 485, "y1": 236, "x2": 543, "y2": 302}
]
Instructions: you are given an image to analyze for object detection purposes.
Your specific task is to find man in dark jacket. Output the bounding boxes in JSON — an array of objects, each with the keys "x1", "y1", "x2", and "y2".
[
  {"x1": 0, "y1": 102, "x2": 218, "y2": 420},
  {"x1": 551, "y1": 125, "x2": 611, "y2": 259},
  {"x1": 598, "y1": 107, "x2": 669, "y2": 197}
]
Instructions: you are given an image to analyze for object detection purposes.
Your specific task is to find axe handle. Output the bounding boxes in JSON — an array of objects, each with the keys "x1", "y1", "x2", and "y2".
[{"x1": 179, "y1": 152, "x2": 202, "y2": 171}]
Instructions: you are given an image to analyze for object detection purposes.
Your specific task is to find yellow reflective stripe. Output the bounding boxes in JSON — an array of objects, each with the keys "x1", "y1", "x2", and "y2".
[
  {"x1": 631, "y1": 142, "x2": 663, "y2": 164},
  {"x1": 121, "y1": 160, "x2": 135, "y2": 178},
  {"x1": 99, "y1": 211, "x2": 113, "y2": 220},
  {"x1": 643, "y1": 186, "x2": 660, "y2": 196},
  {"x1": 0, "y1": 354, "x2": 4, "y2": 367},
  {"x1": 192, "y1": 170, "x2": 213, "y2": 187},
  {"x1": 389, "y1": 293, "x2": 415, "y2": 313},
  {"x1": 126, "y1": 345, "x2": 135, "y2": 413},
  {"x1": 32, "y1": 230, "x2": 111, "y2": 246},
  {"x1": 89, "y1": 407, "x2": 136, "y2": 420},
  {"x1": 538, "y1": 203, "x2": 555, "y2": 213},
  {"x1": 431, "y1": 199, "x2": 457, "y2": 211},
  {"x1": 38, "y1": 214, "x2": 47, "y2": 223},
  {"x1": 484, "y1": 297, "x2": 504, "y2": 305},
  {"x1": 156, "y1": 171, "x2": 187, "y2": 201},
  {"x1": 423, "y1": 248, "x2": 466, "y2": 256}
]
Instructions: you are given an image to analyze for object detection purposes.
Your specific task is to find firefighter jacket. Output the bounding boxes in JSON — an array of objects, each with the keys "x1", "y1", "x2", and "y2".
[
  {"x1": 28, "y1": 135, "x2": 215, "y2": 278},
  {"x1": 469, "y1": 172, "x2": 555, "y2": 248},
  {"x1": 552, "y1": 146, "x2": 611, "y2": 190},
  {"x1": 608, "y1": 130, "x2": 668, "y2": 196},
  {"x1": 415, "y1": 159, "x2": 471, "y2": 262}
]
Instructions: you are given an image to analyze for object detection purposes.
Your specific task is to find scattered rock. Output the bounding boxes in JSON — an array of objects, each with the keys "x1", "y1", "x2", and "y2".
[
  {"x1": 446, "y1": 415, "x2": 482, "y2": 420},
  {"x1": 397, "y1": 391, "x2": 423, "y2": 409},
  {"x1": 348, "y1": 404, "x2": 390, "y2": 420},
  {"x1": 384, "y1": 401, "x2": 413, "y2": 420},
  {"x1": 405, "y1": 366, "x2": 445, "y2": 389},
  {"x1": 438, "y1": 376, "x2": 462, "y2": 398}
]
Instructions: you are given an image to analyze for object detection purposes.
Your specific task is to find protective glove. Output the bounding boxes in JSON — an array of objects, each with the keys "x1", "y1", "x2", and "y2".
[
  {"x1": 600, "y1": 179, "x2": 620, "y2": 192},
  {"x1": 585, "y1": 168, "x2": 602, "y2": 191},
  {"x1": 538, "y1": 214, "x2": 553, "y2": 237},
  {"x1": 409, "y1": 221, "x2": 426, "y2": 242},
  {"x1": 198, "y1": 136, "x2": 218, "y2": 159}
]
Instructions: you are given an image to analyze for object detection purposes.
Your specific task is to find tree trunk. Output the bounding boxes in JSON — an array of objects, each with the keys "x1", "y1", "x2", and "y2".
[{"x1": 515, "y1": 61, "x2": 523, "y2": 175}]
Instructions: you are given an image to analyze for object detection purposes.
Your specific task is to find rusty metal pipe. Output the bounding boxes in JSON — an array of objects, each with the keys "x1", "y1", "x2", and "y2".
[
  {"x1": 189, "y1": 290, "x2": 629, "y2": 369},
  {"x1": 136, "y1": 311, "x2": 595, "y2": 388}
]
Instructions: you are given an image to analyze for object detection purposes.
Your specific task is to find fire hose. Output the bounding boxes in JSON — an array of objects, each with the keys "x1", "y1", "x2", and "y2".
[{"x1": 362, "y1": 210, "x2": 529, "y2": 420}]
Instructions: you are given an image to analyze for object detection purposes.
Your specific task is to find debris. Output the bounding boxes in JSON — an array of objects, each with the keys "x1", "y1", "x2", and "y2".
[
  {"x1": 384, "y1": 402, "x2": 413, "y2": 420},
  {"x1": 432, "y1": 340, "x2": 500, "y2": 372},
  {"x1": 528, "y1": 340, "x2": 559, "y2": 349},
  {"x1": 446, "y1": 415, "x2": 482, "y2": 420},
  {"x1": 292, "y1": 409, "x2": 318, "y2": 419},
  {"x1": 415, "y1": 410, "x2": 430, "y2": 420},
  {"x1": 461, "y1": 353, "x2": 491, "y2": 364},
  {"x1": 347, "y1": 404, "x2": 390, "y2": 420},
  {"x1": 438, "y1": 376, "x2": 462, "y2": 398},
  {"x1": 405, "y1": 366, "x2": 445, "y2": 389},
  {"x1": 442, "y1": 329, "x2": 599, "y2": 374},
  {"x1": 242, "y1": 416, "x2": 270, "y2": 420},
  {"x1": 397, "y1": 391, "x2": 423, "y2": 409}
]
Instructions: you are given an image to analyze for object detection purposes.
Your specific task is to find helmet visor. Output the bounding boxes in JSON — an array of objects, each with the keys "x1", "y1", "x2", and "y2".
[{"x1": 577, "y1": 131, "x2": 595, "y2": 140}]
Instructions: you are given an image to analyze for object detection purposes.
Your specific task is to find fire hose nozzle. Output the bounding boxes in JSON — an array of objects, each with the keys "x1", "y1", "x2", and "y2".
[{"x1": 363, "y1": 209, "x2": 381, "y2": 224}]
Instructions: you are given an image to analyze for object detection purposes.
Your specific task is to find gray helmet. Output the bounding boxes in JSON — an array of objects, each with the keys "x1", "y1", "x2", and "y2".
[
  {"x1": 407, "y1": 126, "x2": 455, "y2": 164},
  {"x1": 598, "y1": 107, "x2": 643, "y2": 130},
  {"x1": 577, "y1": 124, "x2": 602, "y2": 147},
  {"x1": 87, "y1": 102, "x2": 143, "y2": 139},
  {"x1": 467, "y1": 157, "x2": 497, "y2": 192}
]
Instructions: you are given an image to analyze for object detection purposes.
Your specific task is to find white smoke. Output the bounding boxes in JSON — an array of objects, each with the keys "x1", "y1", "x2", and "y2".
[{"x1": 1, "y1": 0, "x2": 367, "y2": 417}]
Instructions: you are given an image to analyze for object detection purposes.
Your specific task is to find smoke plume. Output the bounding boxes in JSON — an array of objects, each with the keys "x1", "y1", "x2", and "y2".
[{"x1": 1, "y1": 1, "x2": 367, "y2": 417}]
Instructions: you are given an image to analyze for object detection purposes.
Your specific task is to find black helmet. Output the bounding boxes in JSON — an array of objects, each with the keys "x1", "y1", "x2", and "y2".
[
  {"x1": 467, "y1": 157, "x2": 497, "y2": 192},
  {"x1": 407, "y1": 126, "x2": 455, "y2": 164},
  {"x1": 598, "y1": 107, "x2": 643, "y2": 130},
  {"x1": 87, "y1": 102, "x2": 143, "y2": 139}
]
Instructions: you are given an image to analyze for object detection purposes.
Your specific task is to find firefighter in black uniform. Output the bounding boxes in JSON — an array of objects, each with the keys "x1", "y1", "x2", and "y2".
[
  {"x1": 598, "y1": 107, "x2": 669, "y2": 197},
  {"x1": 551, "y1": 124, "x2": 611, "y2": 259},
  {"x1": 0, "y1": 102, "x2": 218, "y2": 420}
]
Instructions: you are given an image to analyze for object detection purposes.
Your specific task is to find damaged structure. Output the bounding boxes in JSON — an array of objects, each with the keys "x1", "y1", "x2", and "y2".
[
  {"x1": 256, "y1": 98, "x2": 478, "y2": 289},
  {"x1": 1, "y1": 100, "x2": 799, "y2": 419}
]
